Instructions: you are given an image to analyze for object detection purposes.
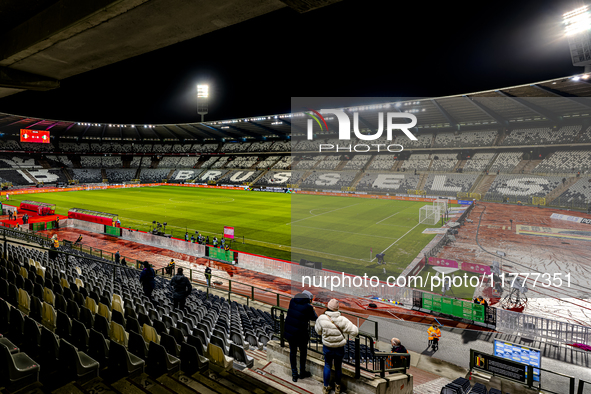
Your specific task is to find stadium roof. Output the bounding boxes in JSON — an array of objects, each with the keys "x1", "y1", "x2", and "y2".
[{"x1": 2, "y1": 74, "x2": 591, "y2": 143}]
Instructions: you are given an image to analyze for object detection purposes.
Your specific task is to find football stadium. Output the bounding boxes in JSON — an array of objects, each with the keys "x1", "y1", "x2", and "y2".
[{"x1": 1, "y1": 1, "x2": 591, "y2": 394}]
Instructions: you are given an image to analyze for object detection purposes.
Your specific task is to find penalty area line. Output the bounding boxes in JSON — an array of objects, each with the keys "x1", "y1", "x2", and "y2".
[{"x1": 371, "y1": 222, "x2": 421, "y2": 262}]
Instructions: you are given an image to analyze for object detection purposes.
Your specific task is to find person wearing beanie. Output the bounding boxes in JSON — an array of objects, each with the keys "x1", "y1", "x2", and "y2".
[
  {"x1": 284, "y1": 290, "x2": 318, "y2": 382},
  {"x1": 315, "y1": 299, "x2": 359, "y2": 394},
  {"x1": 139, "y1": 261, "x2": 156, "y2": 302}
]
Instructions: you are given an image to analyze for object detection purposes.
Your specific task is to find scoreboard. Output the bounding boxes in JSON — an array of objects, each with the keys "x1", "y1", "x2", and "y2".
[{"x1": 20, "y1": 129, "x2": 50, "y2": 143}]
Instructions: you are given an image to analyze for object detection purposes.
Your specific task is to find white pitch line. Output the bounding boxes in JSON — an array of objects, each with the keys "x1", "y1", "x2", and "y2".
[
  {"x1": 371, "y1": 222, "x2": 421, "y2": 262},
  {"x1": 286, "y1": 203, "x2": 362, "y2": 225},
  {"x1": 375, "y1": 211, "x2": 401, "y2": 225}
]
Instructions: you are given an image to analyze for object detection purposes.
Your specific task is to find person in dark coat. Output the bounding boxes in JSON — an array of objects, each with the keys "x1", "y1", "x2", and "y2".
[
  {"x1": 170, "y1": 267, "x2": 192, "y2": 310},
  {"x1": 139, "y1": 261, "x2": 156, "y2": 302},
  {"x1": 284, "y1": 290, "x2": 318, "y2": 382},
  {"x1": 114, "y1": 251, "x2": 120, "y2": 265}
]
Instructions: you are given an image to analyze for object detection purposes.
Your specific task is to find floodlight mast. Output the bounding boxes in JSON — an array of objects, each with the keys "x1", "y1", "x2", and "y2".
[
  {"x1": 197, "y1": 84, "x2": 209, "y2": 122},
  {"x1": 564, "y1": 5, "x2": 591, "y2": 72}
]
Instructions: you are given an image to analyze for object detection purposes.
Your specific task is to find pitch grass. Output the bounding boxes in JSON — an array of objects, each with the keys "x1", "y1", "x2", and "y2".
[
  {"x1": 8, "y1": 186, "x2": 447, "y2": 280},
  {"x1": 413, "y1": 265, "x2": 481, "y2": 300}
]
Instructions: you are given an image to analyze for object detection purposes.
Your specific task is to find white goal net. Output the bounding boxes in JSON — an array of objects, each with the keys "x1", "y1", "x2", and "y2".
[
  {"x1": 434, "y1": 199, "x2": 448, "y2": 213},
  {"x1": 419, "y1": 205, "x2": 441, "y2": 225}
]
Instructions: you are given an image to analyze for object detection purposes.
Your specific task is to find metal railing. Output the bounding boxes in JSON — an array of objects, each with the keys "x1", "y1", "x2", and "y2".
[{"x1": 269, "y1": 306, "x2": 409, "y2": 379}]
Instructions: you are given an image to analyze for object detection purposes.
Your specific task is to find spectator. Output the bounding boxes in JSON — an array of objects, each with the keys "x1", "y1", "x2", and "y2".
[
  {"x1": 74, "y1": 235, "x2": 83, "y2": 245},
  {"x1": 206, "y1": 236, "x2": 210, "y2": 245},
  {"x1": 213, "y1": 237, "x2": 218, "y2": 248},
  {"x1": 139, "y1": 261, "x2": 156, "y2": 303},
  {"x1": 114, "y1": 251, "x2": 120, "y2": 265},
  {"x1": 386, "y1": 338, "x2": 409, "y2": 373},
  {"x1": 185, "y1": 232, "x2": 189, "y2": 242},
  {"x1": 170, "y1": 267, "x2": 192, "y2": 310},
  {"x1": 191, "y1": 235, "x2": 195, "y2": 243},
  {"x1": 121, "y1": 256, "x2": 126, "y2": 266},
  {"x1": 56, "y1": 217, "x2": 60, "y2": 229},
  {"x1": 315, "y1": 299, "x2": 358, "y2": 394},
  {"x1": 284, "y1": 290, "x2": 318, "y2": 382},
  {"x1": 204, "y1": 266, "x2": 212, "y2": 287}
]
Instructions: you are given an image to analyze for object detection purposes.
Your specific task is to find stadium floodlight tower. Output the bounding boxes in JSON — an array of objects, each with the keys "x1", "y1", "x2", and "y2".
[
  {"x1": 197, "y1": 84, "x2": 209, "y2": 122},
  {"x1": 564, "y1": 5, "x2": 591, "y2": 72}
]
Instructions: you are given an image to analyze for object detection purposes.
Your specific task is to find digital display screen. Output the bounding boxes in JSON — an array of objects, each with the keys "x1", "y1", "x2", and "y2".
[
  {"x1": 494, "y1": 340, "x2": 540, "y2": 382},
  {"x1": 20, "y1": 129, "x2": 50, "y2": 143}
]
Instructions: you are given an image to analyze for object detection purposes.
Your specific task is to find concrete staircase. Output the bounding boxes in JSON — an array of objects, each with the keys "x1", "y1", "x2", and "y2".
[
  {"x1": 166, "y1": 169, "x2": 175, "y2": 181},
  {"x1": 512, "y1": 157, "x2": 544, "y2": 174},
  {"x1": 18, "y1": 169, "x2": 38, "y2": 184},
  {"x1": 471, "y1": 174, "x2": 497, "y2": 195},
  {"x1": 453, "y1": 159, "x2": 467, "y2": 172},
  {"x1": 545, "y1": 176, "x2": 580, "y2": 204},
  {"x1": 101, "y1": 169, "x2": 108, "y2": 180},
  {"x1": 62, "y1": 168, "x2": 73, "y2": 182},
  {"x1": 417, "y1": 173, "x2": 429, "y2": 191},
  {"x1": 392, "y1": 160, "x2": 403, "y2": 172},
  {"x1": 492, "y1": 129, "x2": 506, "y2": 146}
]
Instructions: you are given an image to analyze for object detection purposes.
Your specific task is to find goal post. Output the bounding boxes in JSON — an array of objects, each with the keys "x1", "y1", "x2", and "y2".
[
  {"x1": 419, "y1": 205, "x2": 441, "y2": 225},
  {"x1": 434, "y1": 199, "x2": 448, "y2": 214}
]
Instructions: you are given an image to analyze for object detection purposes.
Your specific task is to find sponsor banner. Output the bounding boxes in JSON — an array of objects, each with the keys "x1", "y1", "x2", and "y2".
[
  {"x1": 0, "y1": 182, "x2": 244, "y2": 196},
  {"x1": 461, "y1": 262, "x2": 491, "y2": 275},
  {"x1": 298, "y1": 191, "x2": 458, "y2": 204},
  {"x1": 458, "y1": 200, "x2": 473, "y2": 205},
  {"x1": 550, "y1": 212, "x2": 584, "y2": 223},
  {"x1": 422, "y1": 228, "x2": 448, "y2": 234},
  {"x1": 516, "y1": 225, "x2": 591, "y2": 242},
  {"x1": 428, "y1": 257, "x2": 459, "y2": 268},
  {"x1": 223, "y1": 226, "x2": 235, "y2": 239}
]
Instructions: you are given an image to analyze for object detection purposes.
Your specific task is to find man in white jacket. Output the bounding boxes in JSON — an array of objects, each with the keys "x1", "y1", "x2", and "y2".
[{"x1": 315, "y1": 299, "x2": 358, "y2": 394}]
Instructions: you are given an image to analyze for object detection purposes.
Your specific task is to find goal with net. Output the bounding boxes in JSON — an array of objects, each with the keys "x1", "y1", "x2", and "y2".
[{"x1": 419, "y1": 205, "x2": 441, "y2": 225}]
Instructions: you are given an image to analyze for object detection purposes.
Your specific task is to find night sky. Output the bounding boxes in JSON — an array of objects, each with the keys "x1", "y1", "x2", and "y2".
[{"x1": 0, "y1": 0, "x2": 584, "y2": 125}]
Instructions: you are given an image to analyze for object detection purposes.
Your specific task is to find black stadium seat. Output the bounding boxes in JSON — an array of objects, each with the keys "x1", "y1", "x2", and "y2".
[{"x1": 0, "y1": 342, "x2": 40, "y2": 389}]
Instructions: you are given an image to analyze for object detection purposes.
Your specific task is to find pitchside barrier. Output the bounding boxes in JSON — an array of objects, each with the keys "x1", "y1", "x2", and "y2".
[{"x1": 121, "y1": 229, "x2": 206, "y2": 256}]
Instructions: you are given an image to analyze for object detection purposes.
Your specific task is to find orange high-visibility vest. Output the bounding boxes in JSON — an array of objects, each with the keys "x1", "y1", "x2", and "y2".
[{"x1": 427, "y1": 326, "x2": 441, "y2": 341}]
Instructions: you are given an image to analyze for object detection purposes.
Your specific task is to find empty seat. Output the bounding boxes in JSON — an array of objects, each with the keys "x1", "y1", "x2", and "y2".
[
  {"x1": 146, "y1": 341, "x2": 180, "y2": 376},
  {"x1": 22, "y1": 316, "x2": 41, "y2": 356},
  {"x1": 71, "y1": 319, "x2": 90, "y2": 352},
  {"x1": 97, "y1": 303, "x2": 111, "y2": 321},
  {"x1": 207, "y1": 343, "x2": 233, "y2": 370},
  {"x1": 109, "y1": 321, "x2": 128, "y2": 347},
  {"x1": 180, "y1": 342, "x2": 209, "y2": 374},
  {"x1": 93, "y1": 314, "x2": 110, "y2": 339},
  {"x1": 88, "y1": 329, "x2": 110, "y2": 368},
  {"x1": 108, "y1": 341, "x2": 144, "y2": 377},
  {"x1": 0, "y1": 342, "x2": 40, "y2": 388},
  {"x1": 59, "y1": 339, "x2": 99, "y2": 381},
  {"x1": 128, "y1": 330, "x2": 148, "y2": 360},
  {"x1": 142, "y1": 324, "x2": 160, "y2": 345},
  {"x1": 230, "y1": 343, "x2": 254, "y2": 369},
  {"x1": 39, "y1": 326, "x2": 60, "y2": 366},
  {"x1": 56, "y1": 310, "x2": 72, "y2": 340}
]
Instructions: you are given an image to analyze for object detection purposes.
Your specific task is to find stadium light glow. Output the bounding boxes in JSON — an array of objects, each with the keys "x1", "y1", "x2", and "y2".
[
  {"x1": 564, "y1": 6, "x2": 591, "y2": 36},
  {"x1": 197, "y1": 84, "x2": 209, "y2": 122},
  {"x1": 197, "y1": 84, "x2": 209, "y2": 98}
]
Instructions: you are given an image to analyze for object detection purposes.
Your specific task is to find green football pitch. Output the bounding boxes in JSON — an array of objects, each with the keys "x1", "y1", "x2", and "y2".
[{"x1": 8, "y1": 186, "x2": 447, "y2": 280}]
